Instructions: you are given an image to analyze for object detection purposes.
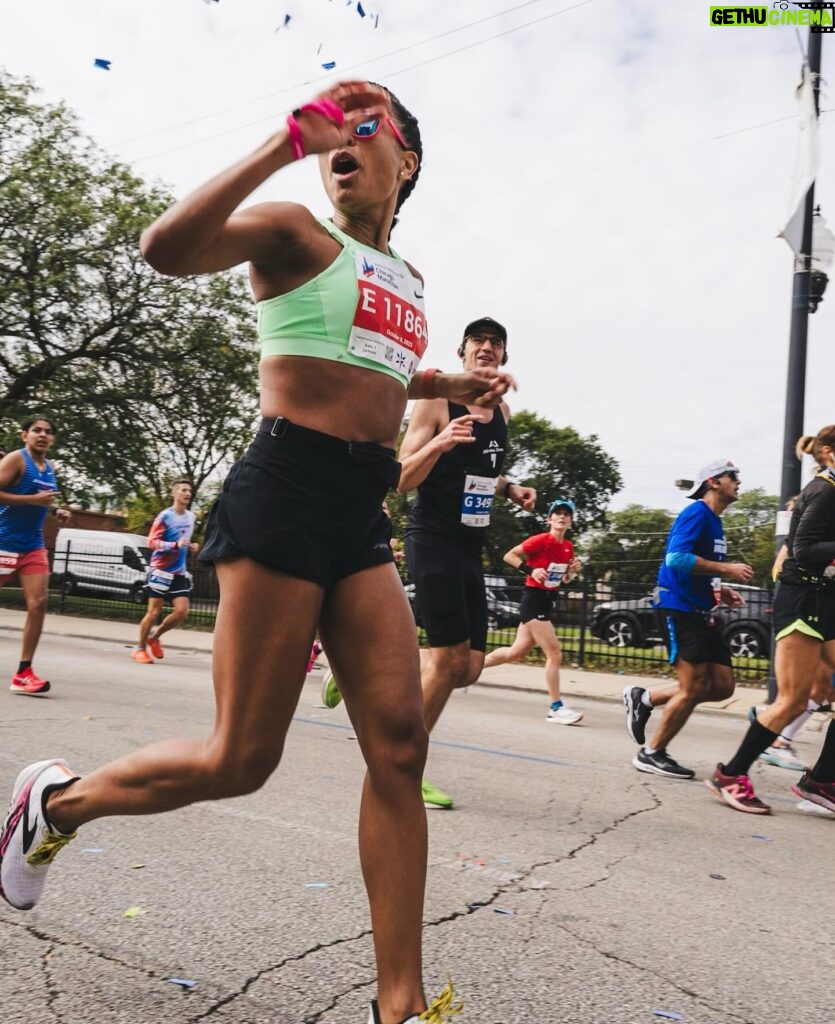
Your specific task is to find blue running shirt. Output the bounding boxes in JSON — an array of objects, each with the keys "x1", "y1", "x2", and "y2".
[
  {"x1": 0, "y1": 450, "x2": 57, "y2": 553},
  {"x1": 655, "y1": 501, "x2": 726, "y2": 613}
]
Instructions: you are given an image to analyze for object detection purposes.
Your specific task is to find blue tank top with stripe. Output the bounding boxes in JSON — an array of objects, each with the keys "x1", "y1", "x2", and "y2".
[{"x1": 0, "y1": 449, "x2": 56, "y2": 552}]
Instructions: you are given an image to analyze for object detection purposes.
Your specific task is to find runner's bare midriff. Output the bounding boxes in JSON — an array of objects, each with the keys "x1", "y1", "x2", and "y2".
[{"x1": 259, "y1": 355, "x2": 408, "y2": 447}]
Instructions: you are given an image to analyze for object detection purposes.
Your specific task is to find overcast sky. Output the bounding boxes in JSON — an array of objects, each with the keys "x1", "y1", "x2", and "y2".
[{"x1": 2, "y1": 0, "x2": 834, "y2": 515}]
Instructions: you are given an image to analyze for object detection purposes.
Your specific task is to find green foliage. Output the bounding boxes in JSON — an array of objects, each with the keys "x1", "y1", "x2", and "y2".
[
  {"x1": 579, "y1": 490, "x2": 780, "y2": 588},
  {"x1": 580, "y1": 504, "x2": 674, "y2": 586},
  {"x1": 0, "y1": 70, "x2": 258, "y2": 504},
  {"x1": 722, "y1": 489, "x2": 780, "y2": 586}
]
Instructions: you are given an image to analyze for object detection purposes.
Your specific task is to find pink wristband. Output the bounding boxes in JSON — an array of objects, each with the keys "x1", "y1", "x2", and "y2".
[
  {"x1": 285, "y1": 99, "x2": 345, "y2": 162},
  {"x1": 285, "y1": 113, "x2": 306, "y2": 161}
]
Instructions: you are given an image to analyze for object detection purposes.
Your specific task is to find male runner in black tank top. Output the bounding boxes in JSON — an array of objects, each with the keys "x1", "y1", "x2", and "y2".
[{"x1": 399, "y1": 317, "x2": 536, "y2": 808}]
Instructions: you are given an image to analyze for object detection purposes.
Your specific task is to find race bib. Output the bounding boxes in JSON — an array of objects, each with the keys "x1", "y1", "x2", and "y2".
[
  {"x1": 544, "y1": 563, "x2": 568, "y2": 590},
  {"x1": 147, "y1": 568, "x2": 175, "y2": 594},
  {"x1": 0, "y1": 550, "x2": 20, "y2": 576},
  {"x1": 349, "y1": 252, "x2": 428, "y2": 381},
  {"x1": 460, "y1": 475, "x2": 498, "y2": 527}
]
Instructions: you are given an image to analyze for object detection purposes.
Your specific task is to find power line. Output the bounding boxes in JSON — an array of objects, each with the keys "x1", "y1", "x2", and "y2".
[
  {"x1": 128, "y1": 0, "x2": 597, "y2": 164},
  {"x1": 115, "y1": 0, "x2": 566, "y2": 149}
]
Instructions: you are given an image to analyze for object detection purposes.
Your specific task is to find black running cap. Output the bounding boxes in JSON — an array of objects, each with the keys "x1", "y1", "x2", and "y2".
[{"x1": 463, "y1": 317, "x2": 507, "y2": 343}]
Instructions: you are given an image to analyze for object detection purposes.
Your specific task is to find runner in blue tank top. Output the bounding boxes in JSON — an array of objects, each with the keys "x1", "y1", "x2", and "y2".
[{"x1": 0, "y1": 416, "x2": 71, "y2": 695}]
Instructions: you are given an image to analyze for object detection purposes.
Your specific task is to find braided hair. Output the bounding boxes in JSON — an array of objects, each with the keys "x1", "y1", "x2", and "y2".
[{"x1": 371, "y1": 83, "x2": 422, "y2": 235}]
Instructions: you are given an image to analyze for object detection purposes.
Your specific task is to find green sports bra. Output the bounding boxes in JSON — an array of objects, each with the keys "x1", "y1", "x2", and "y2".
[{"x1": 257, "y1": 218, "x2": 428, "y2": 388}]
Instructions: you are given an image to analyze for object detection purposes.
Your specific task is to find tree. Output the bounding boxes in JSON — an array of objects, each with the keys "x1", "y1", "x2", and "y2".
[
  {"x1": 0, "y1": 71, "x2": 258, "y2": 503},
  {"x1": 722, "y1": 489, "x2": 780, "y2": 586},
  {"x1": 483, "y1": 411, "x2": 622, "y2": 573},
  {"x1": 580, "y1": 504, "x2": 674, "y2": 586}
]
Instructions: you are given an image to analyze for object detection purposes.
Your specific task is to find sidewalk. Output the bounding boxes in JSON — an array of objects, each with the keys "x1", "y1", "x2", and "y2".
[{"x1": 0, "y1": 608, "x2": 766, "y2": 719}]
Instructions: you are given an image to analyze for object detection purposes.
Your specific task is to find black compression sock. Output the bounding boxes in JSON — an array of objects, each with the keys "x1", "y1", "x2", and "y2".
[
  {"x1": 18, "y1": 660, "x2": 31, "y2": 673},
  {"x1": 724, "y1": 718, "x2": 779, "y2": 777},
  {"x1": 810, "y1": 719, "x2": 835, "y2": 784}
]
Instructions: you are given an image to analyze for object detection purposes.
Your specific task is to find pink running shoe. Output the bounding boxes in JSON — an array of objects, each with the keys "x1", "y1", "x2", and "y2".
[
  {"x1": 10, "y1": 668, "x2": 50, "y2": 696},
  {"x1": 704, "y1": 764, "x2": 771, "y2": 814},
  {"x1": 792, "y1": 771, "x2": 835, "y2": 813}
]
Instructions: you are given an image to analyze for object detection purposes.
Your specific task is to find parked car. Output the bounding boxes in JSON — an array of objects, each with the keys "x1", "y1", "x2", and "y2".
[
  {"x1": 590, "y1": 585, "x2": 773, "y2": 658},
  {"x1": 52, "y1": 528, "x2": 152, "y2": 603},
  {"x1": 404, "y1": 581, "x2": 522, "y2": 631}
]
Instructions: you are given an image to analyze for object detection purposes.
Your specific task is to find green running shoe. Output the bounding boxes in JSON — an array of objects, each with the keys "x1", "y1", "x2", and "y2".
[
  {"x1": 422, "y1": 778, "x2": 454, "y2": 809},
  {"x1": 320, "y1": 669, "x2": 343, "y2": 710}
]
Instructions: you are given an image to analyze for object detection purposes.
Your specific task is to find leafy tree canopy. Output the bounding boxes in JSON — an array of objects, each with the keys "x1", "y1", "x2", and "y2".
[{"x1": 0, "y1": 70, "x2": 258, "y2": 505}]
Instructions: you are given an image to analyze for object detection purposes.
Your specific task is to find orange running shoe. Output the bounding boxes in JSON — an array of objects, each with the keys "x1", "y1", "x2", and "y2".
[
  {"x1": 9, "y1": 669, "x2": 50, "y2": 696},
  {"x1": 130, "y1": 647, "x2": 153, "y2": 664},
  {"x1": 147, "y1": 634, "x2": 164, "y2": 660}
]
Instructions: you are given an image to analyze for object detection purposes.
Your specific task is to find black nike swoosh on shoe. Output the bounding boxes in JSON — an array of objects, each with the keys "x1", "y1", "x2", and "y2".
[{"x1": 21, "y1": 799, "x2": 39, "y2": 855}]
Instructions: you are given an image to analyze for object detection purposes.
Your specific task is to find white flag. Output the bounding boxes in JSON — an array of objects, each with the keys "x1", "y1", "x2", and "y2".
[{"x1": 779, "y1": 65, "x2": 820, "y2": 256}]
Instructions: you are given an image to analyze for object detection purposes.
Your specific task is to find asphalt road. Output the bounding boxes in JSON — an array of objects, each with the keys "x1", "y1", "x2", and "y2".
[{"x1": 0, "y1": 631, "x2": 831, "y2": 1024}]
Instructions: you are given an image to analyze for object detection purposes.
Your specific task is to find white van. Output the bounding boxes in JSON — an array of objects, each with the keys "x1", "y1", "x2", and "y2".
[{"x1": 53, "y1": 529, "x2": 151, "y2": 604}]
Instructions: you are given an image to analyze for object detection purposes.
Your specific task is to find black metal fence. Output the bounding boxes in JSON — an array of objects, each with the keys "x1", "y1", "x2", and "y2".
[{"x1": 0, "y1": 546, "x2": 771, "y2": 685}]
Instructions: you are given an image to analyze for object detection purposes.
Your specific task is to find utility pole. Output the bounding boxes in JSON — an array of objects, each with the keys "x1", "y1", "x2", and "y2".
[{"x1": 779, "y1": 26, "x2": 823, "y2": 507}]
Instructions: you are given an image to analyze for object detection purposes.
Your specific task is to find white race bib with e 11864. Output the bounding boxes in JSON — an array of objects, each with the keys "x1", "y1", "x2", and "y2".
[
  {"x1": 349, "y1": 252, "x2": 428, "y2": 382},
  {"x1": 460, "y1": 475, "x2": 498, "y2": 527}
]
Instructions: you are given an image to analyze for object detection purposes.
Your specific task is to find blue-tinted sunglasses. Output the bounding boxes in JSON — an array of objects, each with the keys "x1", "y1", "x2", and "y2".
[{"x1": 353, "y1": 115, "x2": 408, "y2": 150}]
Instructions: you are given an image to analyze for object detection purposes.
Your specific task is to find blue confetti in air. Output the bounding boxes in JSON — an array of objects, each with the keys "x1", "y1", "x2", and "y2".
[
  {"x1": 357, "y1": 1, "x2": 366, "y2": 15},
  {"x1": 93, "y1": 58, "x2": 111, "y2": 71},
  {"x1": 374, "y1": 13, "x2": 379, "y2": 27},
  {"x1": 652, "y1": 1012, "x2": 682, "y2": 1021},
  {"x1": 166, "y1": 978, "x2": 198, "y2": 989},
  {"x1": 322, "y1": 61, "x2": 336, "y2": 69}
]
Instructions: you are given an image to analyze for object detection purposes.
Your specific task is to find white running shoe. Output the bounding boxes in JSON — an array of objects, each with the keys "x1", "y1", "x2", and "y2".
[
  {"x1": 547, "y1": 705, "x2": 584, "y2": 725},
  {"x1": 759, "y1": 744, "x2": 807, "y2": 772},
  {"x1": 0, "y1": 759, "x2": 80, "y2": 910}
]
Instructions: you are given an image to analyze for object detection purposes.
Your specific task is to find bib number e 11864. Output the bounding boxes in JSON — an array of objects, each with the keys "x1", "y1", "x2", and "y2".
[{"x1": 349, "y1": 252, "x2": 428, "y2": 381}]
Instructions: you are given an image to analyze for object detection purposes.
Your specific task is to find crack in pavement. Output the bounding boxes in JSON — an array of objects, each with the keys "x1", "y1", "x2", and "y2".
[
  {"x1": 187, "y1": 926, "x2": 374, "y2": 1022},
  {"x1": 1, "y1": 916, "x2": 166, "y2": 984},
  {"x1": 555, "y1": 920, "x2": 757, "y2": 1024},
  {"x1": 40, "y1": 942, "x2": 61, "y2": 1023}
]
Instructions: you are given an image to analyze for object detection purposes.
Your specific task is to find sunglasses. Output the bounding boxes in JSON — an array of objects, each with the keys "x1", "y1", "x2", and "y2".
[
  {"x1": 717, "y1": 472, "x2": 739, "y2": 483},
  {"x1": 353, "y1": 115, "x2": 409, "y2": 151}
]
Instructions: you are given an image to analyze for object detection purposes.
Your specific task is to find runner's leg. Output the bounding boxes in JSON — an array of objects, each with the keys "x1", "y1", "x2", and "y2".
[
  {"x1": 320, "y1": 563, "x2": 427, "y2": 1024},
  {"x1": 19, "y1": 572, "x2": 48, "y2": 663},
  {"x1": 153, "y1": 595, "x2": 190, "y2": 638},
  {"x1": 138, "y1": 597, "x2": 163, "y2": 648},
  {"x1": 46, "y1": 558, "x2": 322, "y2": 829},
  {"x1": 483, "y1": 622, "x2": 535, "y2": 668}
]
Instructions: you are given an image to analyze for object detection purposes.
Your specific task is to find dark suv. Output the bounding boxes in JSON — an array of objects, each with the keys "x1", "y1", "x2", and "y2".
[{"x1": 590, "y1": 585, "x2": 772, "y2": 658}]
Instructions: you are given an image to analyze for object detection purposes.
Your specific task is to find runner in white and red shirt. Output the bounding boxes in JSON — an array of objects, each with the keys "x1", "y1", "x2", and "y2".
[
  {"x1": 130, "y1": 479, "x2": 198, "y2": 664},
  {"x1": 482, "y1": 498, "x2": 584, "y2": 724}
]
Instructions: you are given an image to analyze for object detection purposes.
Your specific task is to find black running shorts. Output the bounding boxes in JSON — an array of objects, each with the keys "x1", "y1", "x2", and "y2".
[
  {"x1": 519, "y1": 587, "x2": 554, "y2": 624},
  {"x1": 663, "y1": 610, "x2": 732, "y2": 667},
  {"x1": 199, "y1": 418, "x2": 399, "y2": 588},
  {"x1": 142, "y1": 573, "x2": 192, "y2": 603},
  {"x1": 404, "y1": 531, "x2": 487, "y2": 651},
  {"x1": 773, "y1": 582, "x2": 835, "y2": 643}
]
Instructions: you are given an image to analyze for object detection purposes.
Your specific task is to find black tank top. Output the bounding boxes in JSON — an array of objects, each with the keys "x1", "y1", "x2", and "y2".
[
  {"x1": 781, "y1": 473, "x2": 835, "y2": 585},
  {"x1": 406, "y1": 401, "x2": 507, "y2": 549}
]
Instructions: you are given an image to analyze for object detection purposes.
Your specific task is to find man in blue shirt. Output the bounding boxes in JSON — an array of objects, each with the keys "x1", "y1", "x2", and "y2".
[{"x1": 623, "y1": 459, "x2": 754, "y2": 779}]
